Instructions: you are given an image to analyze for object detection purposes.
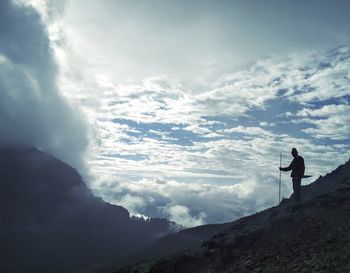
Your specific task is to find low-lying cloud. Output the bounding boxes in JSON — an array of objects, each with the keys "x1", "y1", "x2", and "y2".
[{"x1": 96, "y1": 173, "x2": 285, "y2": 227}]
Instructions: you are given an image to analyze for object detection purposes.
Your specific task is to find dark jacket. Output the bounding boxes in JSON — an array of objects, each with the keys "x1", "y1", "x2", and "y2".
[{"x1": 281, "y1": 156, "x2": 305, "y2": 178}]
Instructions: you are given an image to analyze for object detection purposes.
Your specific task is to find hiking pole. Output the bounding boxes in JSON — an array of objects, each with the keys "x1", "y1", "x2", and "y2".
[{"x1": 279, "y1": 152, "x2": 282, "y2": 204}]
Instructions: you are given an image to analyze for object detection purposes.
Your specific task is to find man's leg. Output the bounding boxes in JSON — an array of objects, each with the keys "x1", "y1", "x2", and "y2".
[{"x1": 292, "y1": 178, "x2": 301, "y2": 202}]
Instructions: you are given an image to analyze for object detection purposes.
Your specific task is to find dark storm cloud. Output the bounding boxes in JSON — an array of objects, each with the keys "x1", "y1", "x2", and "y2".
[{"x1": 0, "y1": 0, "x2": 88, "y2": 172}]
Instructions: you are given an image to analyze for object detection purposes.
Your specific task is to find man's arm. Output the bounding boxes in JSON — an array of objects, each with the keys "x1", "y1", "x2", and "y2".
[{"x1": 279, "y1": 159, "x2": 294, "y2": 172}]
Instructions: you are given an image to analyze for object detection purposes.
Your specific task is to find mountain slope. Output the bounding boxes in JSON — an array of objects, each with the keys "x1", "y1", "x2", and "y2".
[
  {"x1": 112, "y1": 159, "x2": 350, "y2": 273},
  {"x1": 0, "y1": 145, "x2": 174, "y2": 273},
  {"x1": 87, "y1": 222, "x2": 234, "y2": 273}
]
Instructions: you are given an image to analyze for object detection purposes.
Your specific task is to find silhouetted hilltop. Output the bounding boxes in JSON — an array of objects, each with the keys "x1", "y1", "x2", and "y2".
[
  {"x1": 0, "y1": 145, "x2": 175, "y2": 273},
  {"x1": 106, "y1": 159, "x2": 350, "y2": 273}
]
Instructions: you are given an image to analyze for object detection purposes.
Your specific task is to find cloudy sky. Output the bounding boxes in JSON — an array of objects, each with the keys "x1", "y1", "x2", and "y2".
[{"x1": 2, "y1": 0, "x2": 350, "y2": 227}]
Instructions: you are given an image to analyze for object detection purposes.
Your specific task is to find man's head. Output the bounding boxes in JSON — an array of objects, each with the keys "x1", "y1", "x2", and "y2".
[{"x1": 291, "y1": 148, "x2": 298, "y2": 158}]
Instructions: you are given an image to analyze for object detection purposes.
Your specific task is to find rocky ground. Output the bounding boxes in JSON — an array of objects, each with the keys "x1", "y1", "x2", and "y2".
[{"x1": 149, "y1": 191, "x2": 350, "y2": 273}]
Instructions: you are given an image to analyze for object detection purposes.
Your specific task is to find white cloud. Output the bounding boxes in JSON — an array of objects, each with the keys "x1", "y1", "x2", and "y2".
[
  {"x1": 116, "y1": 194, "x2": 147, "y2": 217},
  {"x1": 166, "y1": 205, "x2": 205, "y2": 227},
  {"x1": 94, "y1": 175, "x2": 280, "y2": 227},
  {"x1": 260, "y1": 121, "x2": 276, "y2": 127},
  {"x1": 298, "y1": 104, "x2": 350, "y2": 140},
  {"x1": 222, "y1": 126, "x2": 274, "y2": 137}
]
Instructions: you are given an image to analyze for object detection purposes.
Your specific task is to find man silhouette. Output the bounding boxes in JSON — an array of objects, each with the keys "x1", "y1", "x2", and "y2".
[{"x1": 279, "y1": 148, "x2": 305, "y2": 202}]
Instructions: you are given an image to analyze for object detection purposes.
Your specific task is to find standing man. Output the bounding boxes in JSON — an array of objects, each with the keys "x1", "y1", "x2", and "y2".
[{"x1": 279, "y1": 148, "x2": 305, "y2": 202}]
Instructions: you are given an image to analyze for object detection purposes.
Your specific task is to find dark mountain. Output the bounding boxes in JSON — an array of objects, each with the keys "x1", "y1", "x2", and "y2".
[
  {"x1": 0, "y1": 145, "x2": 175, "y2": 273},
  {"x1": 103, "y1": 159, "x2": 350, "y2": 273}
]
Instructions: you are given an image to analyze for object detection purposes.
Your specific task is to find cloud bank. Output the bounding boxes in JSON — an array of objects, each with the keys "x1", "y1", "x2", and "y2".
[
  {"x1": 0, "y1": 0, "x2": 88, "y2": 172},
  {"x1": 98, "y1": 174, "x2": 282, "y2": 227}
]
